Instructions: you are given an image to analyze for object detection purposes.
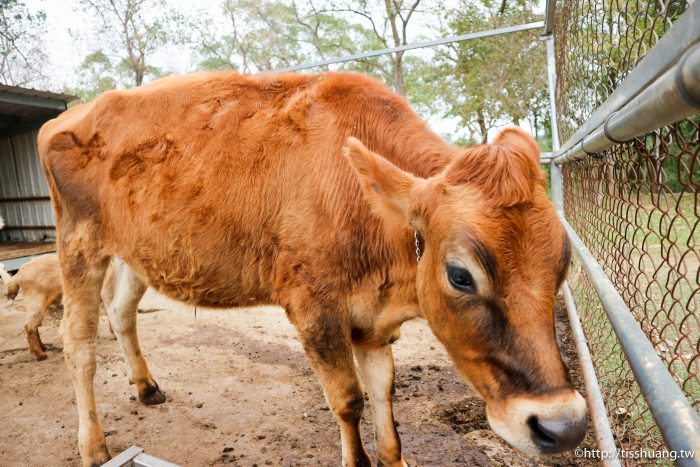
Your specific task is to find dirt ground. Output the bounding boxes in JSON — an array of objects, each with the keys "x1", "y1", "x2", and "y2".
[{"x1": 0, "y1": 285, "x2": 596, "y2": 467}]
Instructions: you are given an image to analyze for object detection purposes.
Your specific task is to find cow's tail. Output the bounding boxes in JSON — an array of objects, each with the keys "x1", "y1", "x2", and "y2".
[{"x1": 0, "y1": 264, "x2": 18, "y2": 300}]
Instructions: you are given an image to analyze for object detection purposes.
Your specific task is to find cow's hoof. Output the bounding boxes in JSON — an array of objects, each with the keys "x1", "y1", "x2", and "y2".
[
  {"x1": 84, "y1": 444, "x2": 111, "y2": 467},
  {"x1": 32, "y1": 351, "x2": 47, "y2": 361},
  {"x1": 139, "y1": 382, "x2": 166, "y2": 405},
  {"x1": 87, "y1": 455, "x2": 111, "y2": 467},
  {"x1": 378, "y1": 456, "x2": 409, "y2": 467}
]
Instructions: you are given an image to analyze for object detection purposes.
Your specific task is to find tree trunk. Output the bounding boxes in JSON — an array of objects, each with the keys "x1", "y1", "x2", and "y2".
[
  {"x1": 477, "y1": 108, "x2": 488, "y2": 144},
  {"x1": 135, "y1": 68, "x2": 144, "y2": 87},
  {"x1": 393, "y1": 52, "x2": 405, "y2": 96},
  {"x1": 383, "y1": 0, "x2": 406, "y2": 96},
  {"x1": 533, "y1": 112, "x2": 538, "y2": 139}
]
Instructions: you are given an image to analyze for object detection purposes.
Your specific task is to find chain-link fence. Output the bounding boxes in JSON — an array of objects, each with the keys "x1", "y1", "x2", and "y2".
[{"x1": 553, "y1": 0, "x2": 699, "y2": 461}]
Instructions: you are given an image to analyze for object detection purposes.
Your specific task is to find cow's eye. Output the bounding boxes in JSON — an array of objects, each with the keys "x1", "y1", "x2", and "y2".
[{"x1": 446, "y1": 262, "x2": 476, "y2": 293}]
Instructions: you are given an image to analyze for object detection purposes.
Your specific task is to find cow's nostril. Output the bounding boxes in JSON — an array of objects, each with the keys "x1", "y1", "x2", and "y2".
[
  {"x1": 527, "y1": 416, "x2": 557, "y2": 449},
  {"x1": 527, "y1": 415, "x2": 586, "y2": 454}
]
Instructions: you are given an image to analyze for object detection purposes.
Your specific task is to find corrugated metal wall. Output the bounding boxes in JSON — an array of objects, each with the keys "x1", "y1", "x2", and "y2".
[{"x1": 0, "y1": 129, "x2": 55, "y2": 242}]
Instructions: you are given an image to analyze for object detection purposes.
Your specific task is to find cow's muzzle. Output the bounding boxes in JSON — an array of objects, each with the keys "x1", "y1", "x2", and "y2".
[{"x1": 485, "y1": 390, "x2": 587, "y2": 454}]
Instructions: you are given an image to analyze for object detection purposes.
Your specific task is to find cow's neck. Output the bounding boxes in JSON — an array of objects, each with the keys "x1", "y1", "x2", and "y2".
[
  {"x1": 356, "y1": 193, "x2": 435, "y2": 343},
  {"x1": 347, "y1": 116, "x2": 454, "y2": 342},
  {"x1": 348, "y1": 222, "x2": 425, "y2": 345},
  {"x1": 354, "y1": 115, "x2": 455, "y2": 179}
]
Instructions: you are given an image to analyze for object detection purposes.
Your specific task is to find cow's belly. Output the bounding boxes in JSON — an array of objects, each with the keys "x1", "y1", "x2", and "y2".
[
  {"x1": 119, "y1": 237, "x2": 276, "y2": 308},
  {"x1": 103, "y1": 198, "x2": 279, "y2": 308}
]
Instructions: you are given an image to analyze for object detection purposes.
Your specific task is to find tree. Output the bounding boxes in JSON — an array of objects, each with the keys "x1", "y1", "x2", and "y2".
[
  {"x1": 319, "y1": 0, "x2": 424, "y2": 95},
  {"x1": 185, "y1": 0, "x2": 310, "y2": 72},
  {"x1": 72, "y1": 50, "x2": 119, "y2": 101},
  {"x1": 184, "y1": 0, "x2": 388, "y2": 75},
  {"x1": 184, "y1": 0, "x2": 434, "y2": 96},
  {"x1": 79, "y1": 0, "x2": 169, "y2": 88},
  {"x1": 434, "y1": 0, "x2": 549, "y2": 144},
  {"x1": 0, "y1": 0, "x2": 47, "y2": 86}
]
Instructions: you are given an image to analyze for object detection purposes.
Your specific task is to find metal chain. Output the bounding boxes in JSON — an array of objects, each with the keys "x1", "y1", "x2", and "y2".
[{"x1": 414, "y1": 230, "x2": 422, "y2": 263}]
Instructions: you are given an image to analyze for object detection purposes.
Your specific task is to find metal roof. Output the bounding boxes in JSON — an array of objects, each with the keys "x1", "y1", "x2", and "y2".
[
  {"x1": 0, "y1": 84, "x2": 77, "y2": 103},
  {"x1": 0, "y1": 84, "x2": 77, "y2": 137}
]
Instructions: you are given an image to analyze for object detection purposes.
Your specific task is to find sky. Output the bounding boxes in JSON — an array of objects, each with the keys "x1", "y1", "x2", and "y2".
[{"x1": 23, "y1": 0, "x2": 547, "y2": 139}]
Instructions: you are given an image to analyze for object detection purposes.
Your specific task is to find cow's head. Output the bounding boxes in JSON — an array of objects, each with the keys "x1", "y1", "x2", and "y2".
[{"x1": 344, "y1": 128, "x2": 586, "y2": 455}]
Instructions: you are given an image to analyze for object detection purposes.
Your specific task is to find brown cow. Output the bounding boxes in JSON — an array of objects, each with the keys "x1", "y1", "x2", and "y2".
[{"x1": 38, "y1": 71, "x2": 586, "y2": 467}]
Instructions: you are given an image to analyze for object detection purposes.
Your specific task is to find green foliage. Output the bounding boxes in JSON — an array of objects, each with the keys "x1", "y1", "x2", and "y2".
[
  {"x1": 196, "y1": 0, "x2": 309, "y2": 71},
  {"x1": 555, "y1": 0, "x2": 689, "y2": 141},
  {"x1": 0, "y1": 0, "x2": 47, "y2": 86},
  {"x1": 434, "y1": 0, "x2": 549, "y2": 144},
  {"x1": 70, "y1": 51, "x2": 118, "y2": 102},
  {"x1": 183, "y1": 0, "x2": 397, "y2": 78},
  {"x1": 73, "y1": 0, "x2": 171, "y2": 99}
]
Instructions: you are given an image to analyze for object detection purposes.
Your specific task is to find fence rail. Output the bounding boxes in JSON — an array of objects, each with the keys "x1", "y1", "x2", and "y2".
[
  {"x1": 550, "y1": 0, "x2": 700, "y2": 464},
  {"x1": 555, "y1": 42, "x2": 700, "y2": 164}
]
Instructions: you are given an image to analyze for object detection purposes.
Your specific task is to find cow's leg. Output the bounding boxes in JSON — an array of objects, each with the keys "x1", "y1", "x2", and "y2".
[
  {"x1": 288, "y1": 298, "x2": 371, "y2": 467},
  {"x1": 24, "y1": 294, "x2": 51, "y2": 360},
  {"x1": 58, "y1": 237, "x2": 111, "y2": 466},
  {"x1": 105, "y1": 259, "x2": 164, "y2": 404},
  {"x1": 101, "y1": 263, "x2": 117, "y2": 339},
  {"x1": 354, "y1": 344, "x2": 406, "y2": 467}
]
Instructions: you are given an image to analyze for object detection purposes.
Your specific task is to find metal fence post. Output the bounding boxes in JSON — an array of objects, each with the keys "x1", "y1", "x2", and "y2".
[
  {"x1": 562, "y1": 283, "x2": 621, "y2": 467},
  {"x1": 543, "y1": 34, "x2": 564, "y2": 212},
  {"x1": 545, "y1": 36, "x2": 560, "y2": 152}
]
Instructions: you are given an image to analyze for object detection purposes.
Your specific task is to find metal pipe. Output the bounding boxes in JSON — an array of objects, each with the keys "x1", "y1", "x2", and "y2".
[
  {"x1": 562, "y1": 282, "x2": 620, "y2": 467},
  {"x1": 556, "y1": 42, "x2": 700, "y2": 164},
  {"x1": 274, "y1": 22, "x2": 544, "y2": 72},
  {"x1": 102, "y1": 446, "x2": 145, "y2": 467},
  {"x1": 556, "y1": 0, "x2": 700, "y2": 157},
  {"x1": 543, "y1": 33, "x2": 564, "y2": 212},
  {"x1": 560, "y1": 215, "x2": 700, "y2": 463},
  {"x1": 545, "y1": 36, "x2": 560, "y2": 151},
  {"x1": 543, "y1": 0, "x2": 556, "y2": 35},
  {"x1": 550, "y1": 160, "x2": 564, "y2": 212}
]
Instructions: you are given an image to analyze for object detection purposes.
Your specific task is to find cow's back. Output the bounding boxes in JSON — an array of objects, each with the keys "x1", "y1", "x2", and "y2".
[
  {"x1": 11, "y1": 255, "x2": 62, "y2": 300},
  {"x1": 39, "y1": 71, "x2": 451, "y2": 308}
]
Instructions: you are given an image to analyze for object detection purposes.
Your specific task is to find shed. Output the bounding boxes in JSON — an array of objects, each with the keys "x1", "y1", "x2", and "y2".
[{"x1": 0, "y1": 85, "x2": 77, "y2": 270}]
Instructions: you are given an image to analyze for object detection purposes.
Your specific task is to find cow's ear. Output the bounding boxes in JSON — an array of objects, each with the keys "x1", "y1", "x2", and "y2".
[
  {"x1": 343, "y1": 137, "x2": 424, "y2": 227},
  {"x1": 492, "y1": 126, "x2": 541, "y2": 166}
]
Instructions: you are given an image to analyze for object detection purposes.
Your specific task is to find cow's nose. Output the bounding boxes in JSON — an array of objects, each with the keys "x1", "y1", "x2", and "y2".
[{"x1": 527, "y1": 414, "x2": 587, "y2": 454}]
